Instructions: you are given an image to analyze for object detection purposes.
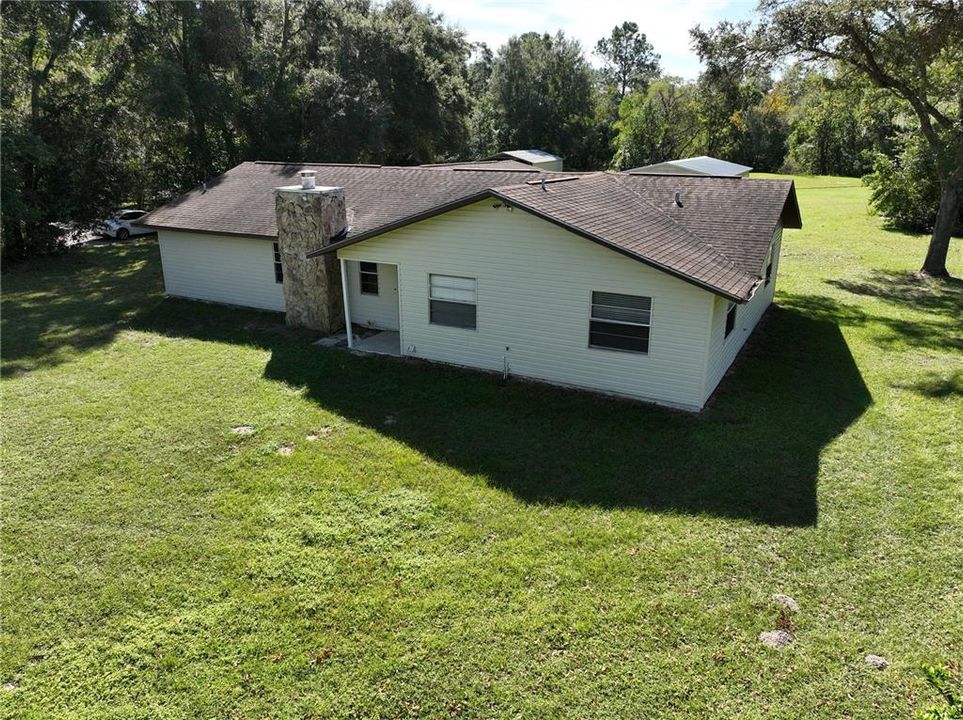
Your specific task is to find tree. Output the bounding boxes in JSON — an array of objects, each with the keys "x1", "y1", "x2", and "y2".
[
  {"x1": 866, "y1": 130, "x2": 963, "y2": 233},
  {"x1": 134, "y1": 1, "x2": 248, "y2": 186},
  {"x1": 366, "y1": 0, "x2": 472, "y2": 163},
  {"x1": 781, "y1": 68, "x2": 902, "y2": 176},
  {"x1": 730, "y1": 86, "x2": 792, "y2": 171},
  {"x1": 1, "y1": 0, "x2": 131, "y2": 259},
  {"x1": 595, "y1": 22, "x2": 660, "y2": 102},
  {"x1": 486, "y1": 32, "x2": 596, "y2": 167},
  {"x1": 612, "y1": 79, "x2": 701, "y2": 169},
  {"x1": 756, "y1": 0, "x2": 963, "y2": 277},
  {"x1": 691, "y1": 20, "x2": 772, "y2": 160},
  {"x1": 234, "y1": 0, "x2": 471, "y2": 166},
  {"x1": 466, "y1": 43, "x2": 499, "y2": 158}
]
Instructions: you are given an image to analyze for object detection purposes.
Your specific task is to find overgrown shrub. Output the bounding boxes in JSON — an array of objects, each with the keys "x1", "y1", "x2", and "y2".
[
  {"x1": 864, "y1": 133, "x2": 963, "y2": 234},
  {"x1": 915, "y1": 663, "x2": 963, "y2": 720}
]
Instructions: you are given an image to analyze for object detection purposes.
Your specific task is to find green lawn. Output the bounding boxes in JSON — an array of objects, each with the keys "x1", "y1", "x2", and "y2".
[{"x1": 2, "y1": 175, "x2": 961, "y2": 719}]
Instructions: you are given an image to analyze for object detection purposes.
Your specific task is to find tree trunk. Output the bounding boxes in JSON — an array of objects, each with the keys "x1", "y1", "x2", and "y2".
[{"x1": 920, "y1": 180, "x2": 959, "y2": 278}]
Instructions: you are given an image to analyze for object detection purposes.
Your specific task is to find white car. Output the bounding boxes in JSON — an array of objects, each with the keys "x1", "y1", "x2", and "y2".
[{"x1": 99, "y1": 209, "x2": 152, "y2": 240}]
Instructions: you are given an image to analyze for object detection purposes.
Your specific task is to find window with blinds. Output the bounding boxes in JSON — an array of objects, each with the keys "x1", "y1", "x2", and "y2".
[
  {"x1": 589, "y1": 291, "x2": 651, "y2": 353},
  {"x1": 429, "y1": 274, "x2": 477, "y2": 329},
  {"x1": 359, "y1": 261, "x2": 379, "y2": 295}
]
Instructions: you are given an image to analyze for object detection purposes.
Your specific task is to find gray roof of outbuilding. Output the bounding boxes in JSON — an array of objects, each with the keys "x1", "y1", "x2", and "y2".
[
  {"x1": 139, "y1": 161, "x2": 800, "y2": 302},
  {"x1": 489, "y1": 149, "x2": 563, "y2": 164},
  {"x1": 626, "y1": 156, "x2": 753, "y2": 177}
]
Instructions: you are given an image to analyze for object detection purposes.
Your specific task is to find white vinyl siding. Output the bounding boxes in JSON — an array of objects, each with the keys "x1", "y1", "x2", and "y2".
[
  {"x1": 339, "y1": 200, "x2": 716, "y2": 410},
  {"x1": 344, "y1": 260, "x2": 400, "y2": 331},
  {"x1": 702, "y1": 223, "x2": 783, "y2": 403},
  {"x1": 157, "y1": 230, "x2": 285, "y2": 312}
]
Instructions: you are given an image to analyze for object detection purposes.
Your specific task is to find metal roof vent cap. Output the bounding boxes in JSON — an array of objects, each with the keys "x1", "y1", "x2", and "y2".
[
  {"x1": 300, "y1": 169, "x2": 317, "y2": 190},
  {"x1": 674, "y1": 191, "x2": 683, "y2": 208}
]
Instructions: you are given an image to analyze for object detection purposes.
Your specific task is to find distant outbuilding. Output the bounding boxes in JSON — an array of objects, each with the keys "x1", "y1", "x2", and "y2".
[
  {"x1": 487, "y1": 149, "x2": 563, "y2": 171},
  {"x1": 625, "y1": 156, "x2": 752, "y2": 177}
]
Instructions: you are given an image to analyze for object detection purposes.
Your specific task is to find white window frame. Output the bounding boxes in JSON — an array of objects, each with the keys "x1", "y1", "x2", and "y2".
[
  {"x1": 428, "y1": 274, "x2": 477, "y2": 330},
  {"x1": 272, "y1": 242, "x2": 283, "y2": 284},
  {"x1": 359, "y1": 261, "x2": 379, "y2": 295},
  {"x1": 724, "y1": 301, "x2": 737, "y2": 339},
  {"x1": 588, "y1": 291, "x2": 652, "y2": 355}
]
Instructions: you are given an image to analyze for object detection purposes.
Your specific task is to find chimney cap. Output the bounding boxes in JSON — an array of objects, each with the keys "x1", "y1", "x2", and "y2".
[{"x1": 300, "y1": 169, "x2": 317, "y2": 190}]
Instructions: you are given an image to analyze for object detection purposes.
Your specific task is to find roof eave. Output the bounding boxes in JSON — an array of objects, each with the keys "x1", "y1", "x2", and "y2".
[{"x1": 135, "y1": 221, "x2": 274, "y2": 240}]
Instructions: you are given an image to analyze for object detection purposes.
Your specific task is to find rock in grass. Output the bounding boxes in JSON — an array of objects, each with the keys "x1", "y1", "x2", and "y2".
[
  {"x1": 772, "y1": 594, "x2": 800, "y2": 613},
  {"x1": 231, "y1": 425, "x2": 255, "y2": 435},
  {"x1": 865, "y1": 654, "x2": 890, "y2": 670},
  {"x1": 759, "y1": 630, "x2": 793, "y2": 649}
]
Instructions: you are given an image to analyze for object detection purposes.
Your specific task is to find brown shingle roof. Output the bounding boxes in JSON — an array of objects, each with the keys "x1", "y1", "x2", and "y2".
[
  {"x1": 488, "y1": 173, "x2": 760, "y2": 299},
  {"x1": 420, "y1": 159, "x2": 539, "y2": 171},
  {"x1": 617, "y1": 174, "x2": 801, "y2": 274},
  {"x1": 137, "y1": 161, "x2": 552, "y2": 240},
  {"x1": 139, "y1": 161, "x2": 799, "y2": 301}
]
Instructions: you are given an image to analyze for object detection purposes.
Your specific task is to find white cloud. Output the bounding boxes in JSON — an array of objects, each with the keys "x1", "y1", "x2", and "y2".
[{"x1": 419, "y1": 0, "x2": 757, "y2": 80}]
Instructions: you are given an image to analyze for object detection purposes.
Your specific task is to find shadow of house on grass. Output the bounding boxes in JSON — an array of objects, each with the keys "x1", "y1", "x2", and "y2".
[{"x1": 136, "y1": 300, "x2": 871, "y2": 527}]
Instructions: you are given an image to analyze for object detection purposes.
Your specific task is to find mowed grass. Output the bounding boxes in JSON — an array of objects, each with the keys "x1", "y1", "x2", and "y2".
[{"x1": 2, "y1": 176, "x2": 961, "y2": 719}]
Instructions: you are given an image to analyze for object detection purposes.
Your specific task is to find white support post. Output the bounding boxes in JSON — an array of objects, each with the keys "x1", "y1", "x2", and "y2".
[{"x1": 340, "y1": 257, "x2": 353, "y2": 349}]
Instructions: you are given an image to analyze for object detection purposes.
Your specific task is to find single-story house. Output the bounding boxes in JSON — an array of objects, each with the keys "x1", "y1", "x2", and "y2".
[
  {"x1": 138, "y1": 160, "x2": 800, "y2": 411},
  {"x1": 486, "y1": 149, "x2": 564, "y2": 171},
  {"x1": 626, "y1": 156, "x2": 752, "y2": 177}
]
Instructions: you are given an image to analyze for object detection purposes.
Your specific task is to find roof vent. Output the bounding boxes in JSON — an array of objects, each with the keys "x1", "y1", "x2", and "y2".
[
  {"x1": 300, "y1": 169, "x2": 316, "y2": 190},
  {"x1": 674, "y1": 191, "x2": 683, "y2": 208}
]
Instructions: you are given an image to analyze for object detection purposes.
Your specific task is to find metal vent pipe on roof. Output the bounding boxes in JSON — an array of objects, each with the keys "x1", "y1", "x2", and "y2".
[
  {"x1": 674, "y1": 191, "x2": 683, "y2": 207},
  {"x1": 300, "y1": 169, "x2": 316, "y2": 190}
]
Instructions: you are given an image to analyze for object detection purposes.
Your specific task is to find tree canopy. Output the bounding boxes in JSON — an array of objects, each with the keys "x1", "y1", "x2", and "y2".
[
  {"x1": 595, "y1": 22, "x2": 660, "y2": 102},
  {"x1": 1, "y1": 0, "x2": 959, "y2": 274},
  {"x1": 482, "y1": 31, "x2": 596, "y2": 165},
  {"x1": 754, "y1": 0, "x2": 963, "y2": 275}
]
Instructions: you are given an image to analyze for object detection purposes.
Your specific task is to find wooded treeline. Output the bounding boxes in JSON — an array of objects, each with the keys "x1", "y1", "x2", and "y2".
[{"x1": 2, "y1": 0, "x2": 961, "y2": 271}]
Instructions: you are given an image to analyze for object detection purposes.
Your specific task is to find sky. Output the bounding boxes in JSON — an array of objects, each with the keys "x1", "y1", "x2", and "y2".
[{"x1": 419, "y1": 0, "x2": 759, "y2": 80}]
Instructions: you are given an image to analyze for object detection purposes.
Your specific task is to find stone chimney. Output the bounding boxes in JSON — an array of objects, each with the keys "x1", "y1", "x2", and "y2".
[{"x1": 274, "y1": 171, "x2": 346, "y2": 333}]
